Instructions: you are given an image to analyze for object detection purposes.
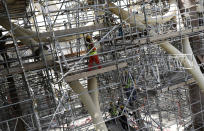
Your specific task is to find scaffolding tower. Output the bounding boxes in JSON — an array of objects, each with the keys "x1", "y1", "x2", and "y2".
[{"x1": 0, "y1": 0, "x2": 204, "y2": 130}]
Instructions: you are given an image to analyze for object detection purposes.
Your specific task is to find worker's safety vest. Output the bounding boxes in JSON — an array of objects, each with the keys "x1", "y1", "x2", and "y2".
[
  {"x1": 89, "y1": 50, "x2": 97, "y2": 55},
  {"x1": 88, "y1": 44, "x2": 97, "y2": 55},
  {"x1": 125, "y1": 78, "x2": 131, "y2": 88},
  {"x1": 111, "y1": 106, "x2": 118, "y2": 116}
]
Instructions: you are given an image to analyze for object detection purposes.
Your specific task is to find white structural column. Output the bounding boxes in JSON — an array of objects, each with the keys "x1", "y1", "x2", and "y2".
[
  {"x1": 68, "y1": 80, "x2": 108, "y2": 131},
  {"x1": 88, "y1": 78, "x2": 100, "y2": 110}
]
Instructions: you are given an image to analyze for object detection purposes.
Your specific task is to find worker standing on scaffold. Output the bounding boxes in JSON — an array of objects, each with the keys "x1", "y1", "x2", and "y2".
[
  {"x1": 118, "y1": 105, "x2": 128, "y2": 130},
  {"x1": 109, "y1": 102, "x2": 119, "y2": 118},
  {"x1": 85, "y1": 34, "x2": 101, "y2": 71},
  {"x1": 123, "y1": 72, "x2": 137, "y2": 107}
]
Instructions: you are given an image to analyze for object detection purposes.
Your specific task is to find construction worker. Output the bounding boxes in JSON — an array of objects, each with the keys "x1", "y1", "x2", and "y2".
[
  {"x1": 109, "y1": 102, "x2": 118, "y2": 118},
  {"x1": 85, "y1": 35, "x2": 101, "y2": 71},
  {"x1": 118, "y1": 26, "x2": 123, "y2": 36},
  {"x1": 0, "y1": 29, "x2": 11, "y2": 67},
  {"x1": 118, "y1": 105, "x2": 128, "y2": 130},
  {"x1": 124, "y1": 76, "x2": 137, "y2": 106},
  {"x1": 34, "y1": 44, "x2": 49, "y2": 61}
]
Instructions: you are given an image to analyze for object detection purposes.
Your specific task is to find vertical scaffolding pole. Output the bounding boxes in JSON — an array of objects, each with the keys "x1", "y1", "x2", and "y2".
[{"x1": 2, "y1": 1, "x2": 42, "y2": 130}]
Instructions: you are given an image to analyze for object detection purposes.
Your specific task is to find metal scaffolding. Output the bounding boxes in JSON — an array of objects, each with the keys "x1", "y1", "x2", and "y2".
[{"x1": 0, "y1": 0, "x2": 204, "y2": 130}]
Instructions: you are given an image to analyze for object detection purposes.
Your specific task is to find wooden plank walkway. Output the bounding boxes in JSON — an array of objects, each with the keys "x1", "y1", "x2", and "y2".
[{"x1": 65, "y1": 62, "x2": 127, "y2": 82}]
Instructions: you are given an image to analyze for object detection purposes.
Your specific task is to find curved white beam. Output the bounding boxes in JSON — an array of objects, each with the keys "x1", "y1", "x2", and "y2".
[
  {"x1": 0, "y1": 18, "x2": 38, "y2": 46},
  {"x1": 0, "y1": 18, "x2": 104, "y2": 44},
  {"x1": 137, "y1": 0, "x2": 177, "y2": 25},
  {"x1": 108, "y1": 0, "x2": 177, "y2": 26},
  {"x1": 108, "y1": 2, "x2": 146, "y2": 30}
]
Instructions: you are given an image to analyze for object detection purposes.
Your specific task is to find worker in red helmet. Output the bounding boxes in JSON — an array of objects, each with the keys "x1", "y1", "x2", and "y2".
[{"x1": 85, "y1": 35, "x2": 101, "y2": 71}]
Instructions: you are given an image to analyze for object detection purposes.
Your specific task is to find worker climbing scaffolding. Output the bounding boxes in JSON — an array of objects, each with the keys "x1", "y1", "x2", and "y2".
[
  {"x1": 0, "y1": 29, "x2": 10, "y2": 67},
  {"x1": 123, "y1": 71, "x2": 137, "y2": 106},
  {"x1": 118, "y1": 105, "x2": 128, "y2": 130},
  {"x1": 85, "y1": 34, "x2": 102, "y2": 71},
  {"x1": 118, "y1": 25, "x2": 123, "y2": 36},
  {"x1": 109, "y1": 102, "x2": 118, "y2": 118}
]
